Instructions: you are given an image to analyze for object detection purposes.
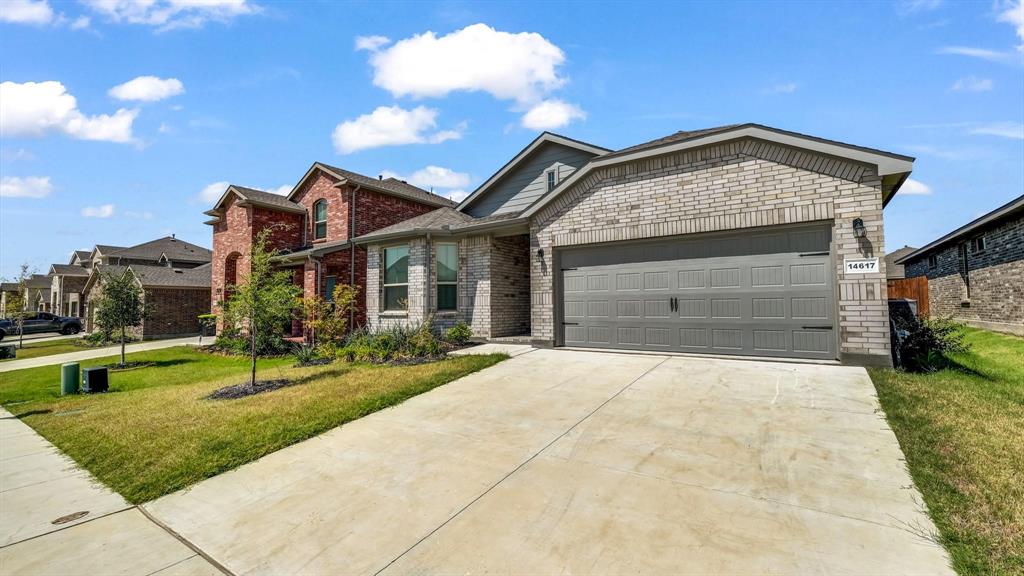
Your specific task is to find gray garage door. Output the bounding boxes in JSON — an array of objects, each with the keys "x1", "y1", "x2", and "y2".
[{"x1": 558, "y1": 224, "x2": 836, "y2": 360}]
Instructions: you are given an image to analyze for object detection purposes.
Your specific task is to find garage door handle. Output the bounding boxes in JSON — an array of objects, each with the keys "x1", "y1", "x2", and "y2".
[
  {"x1": 562, "y1": 322, "x2": 579, "y2": 326},
  {"x1": 799, "y1": 252, "x2": 829, "y2": 257},
  {"x1": 801, "y1": 325, "x2": 833, "y2": 330}
]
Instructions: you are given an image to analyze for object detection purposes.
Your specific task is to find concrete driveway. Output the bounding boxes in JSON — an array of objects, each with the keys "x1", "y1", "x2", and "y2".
[{"x1": 145, "y1": 349, "x2": 952, "y2": 575}]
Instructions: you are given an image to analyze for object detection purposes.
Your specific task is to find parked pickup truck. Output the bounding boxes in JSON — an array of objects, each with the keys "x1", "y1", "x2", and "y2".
[{"x1": 0, "y1": 312, "x2": 82, "y2": 340}]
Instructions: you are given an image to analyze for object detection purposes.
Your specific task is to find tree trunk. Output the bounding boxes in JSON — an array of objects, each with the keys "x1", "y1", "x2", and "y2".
[
  {"x1": 250, "y1": 314, "x2": 257, "y2": 388},
  {"x1": 18, "y1": 324, "x2": 24, "y2": 349},
  {"x1": 120, "y1": 326, "x2": 126, "y2": 366}
]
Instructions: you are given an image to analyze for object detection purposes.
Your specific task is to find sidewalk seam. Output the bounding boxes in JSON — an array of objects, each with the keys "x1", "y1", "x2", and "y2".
[{"x1": 138, "y1": 506, "x2": 236, "y2": 576}]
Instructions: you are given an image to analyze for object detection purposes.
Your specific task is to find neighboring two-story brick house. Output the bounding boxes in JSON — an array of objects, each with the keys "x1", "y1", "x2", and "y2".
[
  {"x1": 897, "y1": 194, "x2": 1024, "y2": 336},
  {"x1": 357, "y1": 124, "x2": 917, "y2": 366},
  {"x1": 204, "y1": 162, "x2": 455, "y2": 336}
]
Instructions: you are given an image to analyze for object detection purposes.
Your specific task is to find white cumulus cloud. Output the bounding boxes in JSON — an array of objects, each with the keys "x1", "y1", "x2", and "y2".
[
  {"x1": 381, "y1": 166, "x2": 471, "y2": 190},
  {"x1": 81, "y1": 204, "x2": 115, "y2": 218},
  {"x1": 332, "y1": 105, "x2": 462, "y2": 154},
  {"x1": 900, "y1": 178, "x2": 932, "y2": 195},
  {"x1": 443, "y1": 190, "x2": 469, "y2": 202},
  {"x1": 355, "y1": 35, "x2": 390, "y2": 51},
  {"x1": 951, "y1": 76, "x2": 993, "y2": 91},
  {"x1": 0, "y1": 176, "x2": 53, "y2": 198},
  {"x1": 997, "y1": 0, "x2": 1024, "y2": 51},
  {"x1": 0, "y1": 81, "x2": 138, "y2": 143},
  {"x1": 521, "y1": 99, "x2": 586, "y2": 130},
  {"x1": 364, "y1": 23, "x2": 567, "y2": 105},
  {"x1": 0, "y1": 0, "x2": 54, "y2": 24},
  {"x1": 199, "y1": 181, "x2": 230, "y2": 203},
  {"x1": 109, "y1": 76, "x2": 184, "y2": 102},
  {"x1": 82, "y1": 0, "x2": 260, "y2": 31}
]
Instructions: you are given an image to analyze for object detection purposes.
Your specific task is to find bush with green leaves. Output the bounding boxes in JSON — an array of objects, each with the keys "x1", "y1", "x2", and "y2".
[
  {"x1": 444, "y1": 321, "x2": 472, "y2": 346},
  {"x1": 212, "y1": 327, "x2": 290, "y2": 357},
  {"x1": 892, "y1": 315, "x2": 970, "y2": 373},
  {"x1": 338, "y1": 319, "x2": 446, "y2": 363}
]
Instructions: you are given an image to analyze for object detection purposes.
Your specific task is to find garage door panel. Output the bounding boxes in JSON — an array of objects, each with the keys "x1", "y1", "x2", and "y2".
[{"x1": 558, "y1": 224, "x2": 835, "y2": 360}]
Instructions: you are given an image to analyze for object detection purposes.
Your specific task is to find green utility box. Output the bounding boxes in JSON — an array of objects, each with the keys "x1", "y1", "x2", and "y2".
[{"x1": 61, "y1": 363, "x2": 80, "y2": 395}]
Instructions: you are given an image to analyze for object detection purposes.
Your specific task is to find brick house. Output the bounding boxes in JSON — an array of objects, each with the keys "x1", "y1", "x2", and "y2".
[
  {"x1": 897, "y1": 194, "x2": 1023, "y2": 336},
  {"x1": 204, "y1": 163, "x2": 455, "y2": 337},
  {"x1": 83, "y1": 263, "x2": 212, "y2": 339},
  {"x1": 357, "y1": 125, "x2": 917, "y2": 366}
]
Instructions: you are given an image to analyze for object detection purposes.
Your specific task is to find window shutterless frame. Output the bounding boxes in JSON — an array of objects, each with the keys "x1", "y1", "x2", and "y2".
[
  {"x1": 546, "y1": 169, "x2": 557, "y2": 191},
  {"x1": 435, "y1": 243, "x2": 458, "y2": 311},
  {"x1": 382, "y1": 244, "x2": 410, "y2": 311},
  {"x1": 313, "y1": 200, "x2": 328, "y2": 240}
]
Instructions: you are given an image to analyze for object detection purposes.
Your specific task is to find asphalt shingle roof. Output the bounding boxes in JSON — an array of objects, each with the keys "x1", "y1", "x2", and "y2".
[
  {"x1": 108, "y1": 236, "x2": 212, "y2": 263},
  {"x1": 316, "y1": 163, "x2": 457, "y2": 208},
  {"x1": 355, "y1": 208, "x2": 523, "y2": 241},
  {"x1": 50, "y1": 264, "x2": 90, "y2": 276},
  {"x1": 230, "y1": 186, "x2": 306, "y2": 213},
  {"x1": 91, "y1": 263, "x2": 212, "y2": 289}
]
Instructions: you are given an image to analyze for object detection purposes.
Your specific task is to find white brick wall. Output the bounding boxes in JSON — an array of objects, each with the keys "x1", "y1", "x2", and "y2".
[{"x1": 530, "y1": 137, "x2": 891, "y2": 364}]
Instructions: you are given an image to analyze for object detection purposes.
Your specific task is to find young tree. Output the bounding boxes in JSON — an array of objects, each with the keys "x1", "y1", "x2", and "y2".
[
  {"x1": 224, "y1": 228, "x2": 301, "y2": 388},
  {"x1": 302, "y1": 283, "x2": 359, "y2": 347},
  {"x1": 7, "y1": 264, "x2": 33, "y2": 349},
  {"x1": 93, "y1": 268, "x2": 146, "y2": 367}
]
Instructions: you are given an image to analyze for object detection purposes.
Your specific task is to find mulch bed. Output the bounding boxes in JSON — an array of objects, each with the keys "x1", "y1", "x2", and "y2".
[{"x1": 207, "y1": 379, "x2": 297, "y2": 400}]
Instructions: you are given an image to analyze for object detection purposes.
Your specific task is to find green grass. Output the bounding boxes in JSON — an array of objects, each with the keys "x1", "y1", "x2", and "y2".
[
  {"x1": 0, "y1": 347, "x2": 505, "y2": 503},
  {"x1": 0, "y1": 338, "x2": 90, "y2": 362},
  {"x1": 870, "y1": 328, "x2": 1024, "y2": 576}
]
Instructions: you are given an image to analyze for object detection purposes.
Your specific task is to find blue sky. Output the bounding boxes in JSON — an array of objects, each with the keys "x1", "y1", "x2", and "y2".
[{"x1": 1, "y1": 0, "x2": 1022, "y2": 279}]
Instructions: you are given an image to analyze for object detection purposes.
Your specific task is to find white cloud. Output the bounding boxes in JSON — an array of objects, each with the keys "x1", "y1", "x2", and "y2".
[
  {"x1": 381, "y1": 166, "x2": 471, "y2": 190},
  {"x1": 900, "y1": 178, "x2": 932, "y2": 195},
  {"x1": 763, "y1": 82, "x2": 798, "y2": 94},
  {"x1": 364, "y1": 23, "x2": 567, "y2": 105},
  {"x1": 950, "y1": 76, "x2": 993, "y2": 91},
  {"x1": 521, "y1": 99, "x2": 586, "y2": 130},
  {"x1": 895, "y1": 0, "x2": 943, "y2": 15},
  {"x1": 443, "y1": 190, "x2": 469, "y2": 202},
  {"x1": 81, "y1": 204, "x2": 115, "y2": 218},
  {"x1": 264, "y1": 184, "x2": 291, "y2": 195},
  {"x1": 970, "y1": 121, "x2": 1024, "y2": 139},
  {"x1": 158, "y1": 122, "x2": 173, "y2": 134},
  {"x1": 2, "y1": 148, "x2": 35, "y2": 161},
  {"x1": 332, "y1": 105, "x2": 462, "y2": 154},
  {"x1": 0, "y1": 176, "x2": 52, "y2": 198},
  {"x1": 199, "y1": 181, "x2": 230, "y2": 203},
  {"x1": 998, "y1": 0, "x2": 1024, "y2": 51},
  {"x1": 109, "y1": 76, "x2": 184, "y2": 102},
  {"x1": 355, "y1": 35, "x2": 390, "y2": 51},
  {"x1": 0, "y1": 81, "x2": 138, "y2": 143},
  {"x1": 70, "y1": 15, "x2": 90, "y2": 29},
  {"x1": 937, "y1": 46, "x2": 1013, "y2": 61},
  {"x1": 82, "y1": 0, "x2": 260, "y2": 31},
  {"x1": 0, "y1": 0, "x2": 54, "y2": 25}
]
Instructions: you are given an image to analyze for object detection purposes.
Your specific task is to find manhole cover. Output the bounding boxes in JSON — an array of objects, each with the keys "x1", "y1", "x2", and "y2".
[{"x1": 52, "y1": 511, "x2": 89, "y2": 525}]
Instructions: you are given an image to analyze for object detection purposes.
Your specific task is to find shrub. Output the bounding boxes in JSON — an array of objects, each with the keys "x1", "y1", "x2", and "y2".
[
  {"x1": 338, "y1": 320, "x2": 448, "y2": 363},
  {"x1": 211, "y1": 327, "x2": 290, "y2": 357},
  {"x1": 892, "y1": 316, "x2": 970, "y2": 373},
  {"x1": 80, "y1": 330, "x2": 137, "y2": 348},
  {"x1": 292, "y1": 343, "x2": 319, "y2": 364},
  {"x1": 444, "y1": 321, "x2": 472, "y2": 346}
]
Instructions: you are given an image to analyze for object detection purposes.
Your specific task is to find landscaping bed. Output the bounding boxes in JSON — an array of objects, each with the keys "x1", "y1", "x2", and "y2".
[
  {"x1": 870, "y1": 328, "x2": 1024, "y2": 576},
  {"x1": 0, "y1": 345, "x2": 506, "y2": 504}
]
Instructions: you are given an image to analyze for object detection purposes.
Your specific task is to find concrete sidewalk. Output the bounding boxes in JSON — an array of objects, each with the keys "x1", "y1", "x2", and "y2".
[
  {"x1": 0, "y1": 336, "x2": 202, "y2": 373},
  {"x1": 0, "y1": 407, "x2": 221, "y2": 575}
]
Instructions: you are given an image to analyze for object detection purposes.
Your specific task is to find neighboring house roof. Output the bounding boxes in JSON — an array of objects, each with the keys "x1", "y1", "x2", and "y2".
[
  {"x1": 71, "y1": 250, "x2": 91, "y2": 264},
  {"x1": 457, "y1": 132, "x2": 611, "y2": 213},
  {"x1": 884, "y1": 246, "x2": 917, "y2": 279},
  {"x1": 1, "y1": 282, "x2": 19, "y2": 292},
  {"x1": 85, "y1": 263, "x2": 212, "y2": 293},
  {"x1": 895, "y1": 193, "x2": 1024, "y2": 264},
  {"x1": 520, "y1": 123, "x2": 916, "y2": 218},
  {"x1": 92, "y1": 244, "x2": 126, "y2": 258},
  {"x1": 106, "y1": 236, "x2": 212, "y2": 264},
  {"x1": 285, "y1": 162, "x2": 457, "y2": 209},
  {"x1": 25, "y1": 274, "x2": 51, "y2": 288},
  {"x1": 49, "y1": 264, "x2": 91, "y2": 277},
  {"x1": 353, "y1": 207, "x2": 526, "y2": 244}
]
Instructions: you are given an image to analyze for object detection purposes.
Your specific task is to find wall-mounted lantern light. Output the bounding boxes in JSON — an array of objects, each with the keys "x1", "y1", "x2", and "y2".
[
  {"x1": 852, "y1": 218, "x2": 866, "y2": 239},
  {"x1": 536, "y1": 248, "x2": 545, "y2": 260}
]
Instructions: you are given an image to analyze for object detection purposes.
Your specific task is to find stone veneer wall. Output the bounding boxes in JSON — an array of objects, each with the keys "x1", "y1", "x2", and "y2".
[
  {"x1": 904, "y1": 214, "x2": 1023, "y2": 335},
  {"x1": 530, "y1": 137, "x2": 892, "y2": 365}
]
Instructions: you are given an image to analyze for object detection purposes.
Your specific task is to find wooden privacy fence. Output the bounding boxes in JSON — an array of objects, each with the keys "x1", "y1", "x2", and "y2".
[{"x1": 888, "y1": 276, "x2": 929, "y2": 317}]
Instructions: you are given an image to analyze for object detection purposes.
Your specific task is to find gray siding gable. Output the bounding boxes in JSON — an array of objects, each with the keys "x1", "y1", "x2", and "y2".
[{"x1": 465, "y1": 142, "x2": 598, "y2": 217}]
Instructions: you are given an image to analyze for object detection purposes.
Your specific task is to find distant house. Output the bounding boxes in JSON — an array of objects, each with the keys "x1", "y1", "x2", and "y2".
[
  {"x1": 24, "y1": 275, "x2": 52, "y2": 312},
  {"x1": 884, "y1": 246, "x2": 917, "y2": 280},
  {"x1": 49, "y1": 262, "x2": 90, "y2": 318},
  {"x1": 83, "y1": 263, "x2": 212, "y2": 339},
  {"x1": 0, "y1": 283, "x2": 19, "y2": 317},
  {"x1": 897, "y1": 194, "x2": 1023, "y2": 336}
]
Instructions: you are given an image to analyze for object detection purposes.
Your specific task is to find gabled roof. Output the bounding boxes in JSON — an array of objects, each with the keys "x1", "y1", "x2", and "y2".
[
  {"x1": 284, "y1": 162, "x2": 456, "y2": 209},
  {"x1": 25, "y1": 274, "x2": 51, "y2": 288},
  {"x1": 49, "y1": 264, "x2": 90, "y2": 277},
  {"x1": 204, "y1": 185, "x2": 306, "y2": 218},
  {"x1": 895, "y1": 194, "x2": 1024, "y2": 264},
  {"x1": 105, "y1": 236, "x2": 212, "y2": 264},
  {"x1": 456, "y1": 132, "x2": 611, "y2": 213},
  {"x1": 353, "y1": 207, "x2": 526, "y2": 244},
  {"x1": 884, "y1": 246, "x2": 917, "y2": 279},
  {"x1": 521, "y1": 123, "x2": 916, "y2": 218},
  {"x1": 0, "y1": 282, "x2": 18, "y2": 292},
  {"x1": 71, "y1": 250, "x2": 91, "y2": 264},
  {"x1": 92, "y1": 244, "x2": 126, "y2": 258},
  {"x1": 84, "y1": 263, "x2": 212, "y2": 292}
]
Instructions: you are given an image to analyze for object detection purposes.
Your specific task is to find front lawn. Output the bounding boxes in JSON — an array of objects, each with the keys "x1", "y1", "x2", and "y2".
[
  {"x1": 870, "y1": 328, "x2": 1023, "y2": 576},
  {"x1": 0, "y1": 347, "x2": 505, "y2": 503},
  {"x1": 0, "y1": 338, "x2": 88, "y2": 362}
]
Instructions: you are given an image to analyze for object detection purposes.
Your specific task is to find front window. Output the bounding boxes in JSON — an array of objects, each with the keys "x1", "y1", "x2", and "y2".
[
  {"x1": 313, "y1": 200, "x2": 328, "y2": 240},
  {"x1": 928, "y1": 254, "x2": 938, "y2": 269},
  {"x1": 383, "y1": 245, "x2": 409, "y2": 311},
  {"x1": 546, "y1": 169, "x2": 557, "y2": 191},
  {"x1": 324, "y1": 276, "x2": 336, "y2": 302},
  {"x1": 969, "y1": 236, "x2": 986, "y2": 253},
  {"x1": 436, "y1": 243, "x2": 458, "y2": 311}
]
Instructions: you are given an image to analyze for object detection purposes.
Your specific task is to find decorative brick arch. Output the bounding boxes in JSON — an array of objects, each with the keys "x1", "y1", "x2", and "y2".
[{"x1": 223, "y1": 251, "x2": 242, "y2": 300}]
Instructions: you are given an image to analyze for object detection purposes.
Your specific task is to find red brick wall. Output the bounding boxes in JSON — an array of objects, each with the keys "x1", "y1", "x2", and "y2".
[
  {"x1": 354, "y1": 188, "x2": 436, "y2": 236},
  {"x1": 211, "y1": 195, "x2": 252, "y2": 316},
  {"x1": 292, "y1": 172, "x2": 349, "y2": 242},
  {"x1": 143, "y1": 288, "x2": 209, "y2": 337}
]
